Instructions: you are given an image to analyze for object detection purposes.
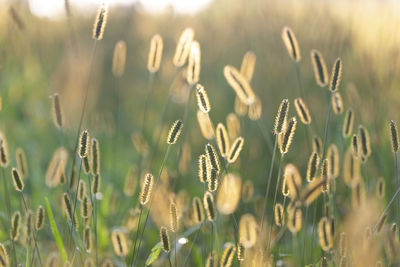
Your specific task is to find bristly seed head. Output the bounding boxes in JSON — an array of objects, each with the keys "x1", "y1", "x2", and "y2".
[
  {"x1": 167, "y1": 120, "x2": 183, "y2": 145},
  {"x1": 282, "y1": 26, "x2": 301, "y2": 62},
  {"x1": 160, "y1": 226, "x2": 170, "y2": 252},
  {"x1": 92, "y1": 3, "x2": 108, "y2": 40},
  {"x1": 390, "y1": 120, "x2": 399, "y2": 153},
  {"x1": 273, "y1": 99, "x2": 289, "y2": 135},
  {"x1": 310, "y1": 49, "x2": 328, "y2": 87},
  {"x1": 140, "y1": 173, "x2": 154, "y2": 206},
  {"x1": 196, "y1": 84, "x2": 211, "y2": 113},
  {"x1": 147, "y1": 34, "x2": 163, "y2": 73},
  {"x1": 329, "y1": 57, "x2": 343, "y2": 92},
  {"x1": 78, "y1": 130, "x2": 90, "y2": 158},
  {"x1": 11, "y1": 167, "x2": 24, "y2": 192}
]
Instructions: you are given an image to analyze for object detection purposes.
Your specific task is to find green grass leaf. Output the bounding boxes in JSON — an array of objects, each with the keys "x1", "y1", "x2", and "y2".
[
  {"x1": 45, "y1": 197, "x2": 68, "y2": 262},
  {"x1": 145, "y1": 242, "x2": 162, "y2": 266}
]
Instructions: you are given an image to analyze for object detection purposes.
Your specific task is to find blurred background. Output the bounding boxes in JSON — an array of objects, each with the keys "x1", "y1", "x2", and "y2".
[{"x1": 1, "y1": 0, "x2": 400, "y2": 264}]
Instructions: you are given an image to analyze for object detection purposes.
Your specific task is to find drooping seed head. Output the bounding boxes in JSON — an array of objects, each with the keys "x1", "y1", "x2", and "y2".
[
  {"x1": 198, "y1": 154, "x2": 209, "y2": 183},
  {"x1": 327, "y1": 144, "x2": 339, "y2": 179},
  {"x1": 358, "y1": 125, "x2": 371, "y2": 162},
  {"x1": 318, "y1": 217, "x2": 333, "y2": 251},
  {"x1": 228, "y1": 137, "x2": 244, "y2": 163},
  {"x1": 147, "y1": 34, "x2": 163, "y2": 73},
  {"x1": 173, "y1": 28, "x2": 194, "y2": 67},
  {"x1": 287, "y1": 204, "x2": 302, "y2": 234},
  {"x1": 281, "y1": 175, "x2": 290, "y2": 197},
  {"x1": 167, "y1": 120, "x2": 183, "y2": 145},
  {"x1": 91, "y1": 138, "x2": 100, "y2": 175},
  {"x1": 192, "y1": 197, "x2": 205, "y2": 224},
  {"x1": 78, "y1": 130, "x2": 90, "y2": 158},
  {"x1": 92, "y1": 174, "x2": 101, "y2": 195},
  {"x1": 240, "y1": 51, "x2": 256, "y2": 82},
  {"x1": 111, "y1": 230, "x2": 128, "y2": 256},
  {"x1": 160, "y1": 226, "x2": 170, "y2": 253},
  {"x1": 390, "y1": 120, "x2": 399, "y2": 153},
  {"x1": 205, "y1": 143, "x2": 220, "y2": 172},
  {"x1": 92, "y1": 3, "x2": 108, "y2": 40},
  {"x1": 35, "y1": 205, "x2": 45, "y2": 230},
  {"x1": 112, "y1": 40, "x2": 127, "y2": 77},
  {"x1": 0, "y1": 132, "x2": 10, "y2": 167},
  {"x1": 342, "y1": 109, "x2": 354, "y2": 138},
  {"x1": 63, "y1": 193, "x2": 77, "y2": 228},
  {"x1": 195, "y1": 84, "x2": 211, "y2": 113},
  {"x1": 281, "y1": 26, "x2": 301, "y2": 62},
  {"x1": 16, "y1": 148, "x2": 28, "y2": 178},
  {"x1": 310, "y1": 49, "x2": 328, "y2": 87},
  {"x1": 11, "y1": 168, "x2": 24, "y2": 192},
  {"x1": 197, "y1": 110, "x2": 215, "y2": 140},
  {"x1": 140, "y1": 173, "x2": 154, "y2": 206},
  {"x1": 280, "y1": 117, "x2": 297, "y2": 154},
  {"x1": 220, "y1": 243, "x2": 236, "y2": 267},
  {"x1": 238, "y1": 214, "x2": 257, "y2": 248},
  {"x1": 186, "y1": 41, "x2": 201, "y2": 85},
  {"x1": 0, "y1": 243, "x2": 9, "y2": 267},
  {"x1": 77, "y1": 180, "x2": 87, "y2": 201},
  {"x1": 203, "y1": 191, "x2": 217, "y2": 221},
  {"x1": 10, "y1": 211, "x2": 21, "y2": 241},
  {"x1": 216, "y1": 123, "x2": 230, "y2": 157},
  {"x1": 284, "y1": 164, "x2": 302, "y2": 200},
  {"x1": 226, "y1": 113, "x2": 240, "y2": 140},
  {"x1": 332, "y1": 92, "x2": 344, "y2": 114},
  {"x1": 51, "y1": 93, "x2": 64, "y2": 129},
  {"x1": 306, "y1": 152, "x2": 320, "y2": 182},
  {"x1": 273, "y1": 99, "x2": 289, "y2": 135},
  {"x1": 329, "y1": 58, "x2": 343, "y2": 92},
  {"x1": 83, "y1": 226, "x2": 93, "y2": 252},
  {"x1": 294, "y1": 98, "x2": 311, "y2": 124},
  {"x1": 224, "y1": 65, "x2": 255, "y2": 105},
  {"x1": 169, "y1": 202, "x2": 178, "y2": 232},
  {"x1": 82, "y1": 156, "x2": 91, "y2": 174}
]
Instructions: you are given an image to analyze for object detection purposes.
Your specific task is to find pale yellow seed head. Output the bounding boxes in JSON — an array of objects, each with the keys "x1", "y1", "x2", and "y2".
[
  {"x1": 112, "y1": 40, "x2": 127, "y2": 77},
  {"x1": 147, "y1": 34, "x2": 163, "y2": 73},
  {"x1": 173, "y1": 28, "x2": 195, "y2": 67}
]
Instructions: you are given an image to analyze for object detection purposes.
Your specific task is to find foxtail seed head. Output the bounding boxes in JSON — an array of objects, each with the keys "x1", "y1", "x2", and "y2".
[
  {"x1": 160, "y1": 226, "x2": 170, "y2": 252},
  {"x1": 78, "y1": 130, "x2": 90, "y2": 158},
  {"x1": 342, "y1": 109, "x2": 354, "y2": 138},
  {"x1": 16, "y1": 148, "x2": 28, "y2": 178},
  {"x1": 220, "y1": 243, "x2": 236, "y2": 267},
  {"x1": 240, "y1": 51, "x2": 256, "y2": 82},
  {"x1": 205, "y1": 143, "x2": 220, "y2": 172},
  {"x1": 329, "y1": 58, "x2": 343, "y2": 92},
  {"x1": 147, "y1": 34, "x2": 163, "y2": 73},
  {"x1": 167, "y1": 120, "x2": 183, "y2": 145},
  {"x1": 187, "y1": 41, "x2": 201, "y2": 85},
  {"x1": 224, "y1": 65, "x2": 255, "y2": 105},
  {"x1": 332, "y1": 92, "x2": 344, "y2": 114},
  {"x1": 35, "y1": 205, "x2": 45, "y2": 230},
  {"x1": 248, "y1": 96, "x2": 262, "y2": 121},
  {"x1": 294, "y1": 98, "x2": 311, "y2": 124},
  {"x1": 91, "y1": 138, "x2": 100, "y2": 175},
  {"x1": 306, "y1": 152, "x2": 320, "y2": 182},
  {"x1": 318, "y1": 217, "x2": 333, "y2": 251},
  {"x1": 310, "y1": 49, "x2": 328, "y2": 87},
  {"x1": 51, "y1": 93, "x2": 64, "y2": 129},
  {"x1": 280, "y1": 117, "x2": 297, "y2": 154},
  {"x1": 0, "y1": 132, "x2": 10, "y2": 167},
  {"x1": 169, "y1": 202, "x2": 178, "y2": 232},
  {"x1": 203, "y1": 191, "x2": 217, "y2": 221},
  {"x1": 273, "y1": 99, "x2": 289, "y2": 135},
  {"x1": 92, "y1": 3, "x2": 108, "y2": 40},
  {"x1": 11, "y1": 211, "x2": 21, "y2": 241},
  {"x1": 140, "y1": 173, "x2": 154, "y2": 206},
  {"x1": 198, "y1": 154, "x2": 209, "y2": 183},
  {"x1": 111, "y1": 230, "x2": 128, "y2": 256},
  {"x1": 11, "y1": 168, "x2": 24, "y2": 192},
  {"x1": 274, "y1": 203, "x2": 284, "y2": 227},
  {"x1": 192, "y1": 197, "x2": 204, "y2": 224},
  {"x1": 390, "y1": 120, "x2": 399, "y2": 153},
  {"x1": 216, "y1": 123, "x2": 230, "y2": 157},
  {"x1": 196, "y1": 84, "x2": 211, "y2": 113},
  {"x1": 197, "y1": 110, "x2": 215, "y2": 140},
  {"x1": 112, "y1": 40, "x2": 127, "y2": 77},
  {"x1": 173, "y1": 28, "x2": 194, "y2": 67},
  {"x1": 228, "y1": 137, "x2": 244, "y2": 163},
  {"x1": 282, "y1": 26, "x2": 301, "y2": 62}
]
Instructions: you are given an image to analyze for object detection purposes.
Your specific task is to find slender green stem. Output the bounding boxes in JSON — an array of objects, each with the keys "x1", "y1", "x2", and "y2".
[
  {"x1": 260, "y1": 136, "x2": 278, "y2": 233},
  {"x1": 2, "y1": 167, "x2": 17, "y2": 265},
  {"x1": 301, "y1": 206, "x2": 309, "y2": 266},
  {"x1": 128, "y1": 207, "x2": 143, "y2": 267},
  {"x1": 168, "y1": 254, "x2": 173, "y2": 267},
  {"x1": 183, "y1": 222, "x2": 203, "y2": 266},
  {"x1": 322, "y1": 92, "x2": 333, "y2": 158},
  {"x1": 21, "y1": 194, "x2": 43, "y2": 267},
  {"x1": 395, "y1": 152, "x2": 399, "y2": 218},
  {"x1": 266, "y1": 154, "x2": 284, "y2": 253},
  {"x1": 133, "y1": 145, "x2": 172, "y2": 265}
]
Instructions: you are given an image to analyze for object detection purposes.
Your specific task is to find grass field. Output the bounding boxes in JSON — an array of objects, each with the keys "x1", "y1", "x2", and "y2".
[{"x1": 1, "y1": 0, "x2": 400, "y2": 266}]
